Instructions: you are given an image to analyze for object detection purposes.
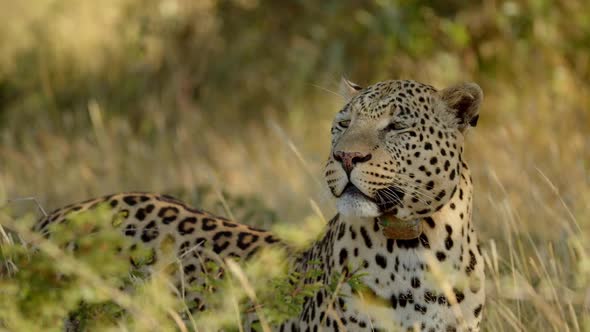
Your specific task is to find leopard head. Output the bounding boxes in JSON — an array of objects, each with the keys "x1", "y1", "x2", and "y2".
[{"x1": 325, "y1": 78, "x2": 482, "y2": 219}]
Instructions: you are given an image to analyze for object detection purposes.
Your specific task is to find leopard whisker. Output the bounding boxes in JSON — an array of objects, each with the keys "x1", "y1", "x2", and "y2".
[
  {"x1": 390, "y1": 177, "x2": 439, "y2": 199},
  {"x1": 388, "y1": 181, "x2": 437, "y2": 201},
  {"x1": 381, "y1": 185, "x2": 433, "y2": 207},
  {"x1": 376, "y1": 190, "x2": 402, "y2": 206},
  {"x1": 375, "y1": 171, "x2": 441, "y2": 199}
]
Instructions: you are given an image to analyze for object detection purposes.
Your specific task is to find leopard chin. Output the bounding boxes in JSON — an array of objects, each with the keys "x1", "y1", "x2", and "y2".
[{"x1": 336, "y1": 185, "x2": 381, "y2": 218}]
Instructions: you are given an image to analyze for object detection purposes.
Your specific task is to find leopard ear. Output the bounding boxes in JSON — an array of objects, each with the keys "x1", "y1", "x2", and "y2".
[
  {"x1": 340, "y1": 77, "x2": 363, "y2": 100},
  {"x1": 439, "y1": 82, "x2": 483, "y2": 132}
]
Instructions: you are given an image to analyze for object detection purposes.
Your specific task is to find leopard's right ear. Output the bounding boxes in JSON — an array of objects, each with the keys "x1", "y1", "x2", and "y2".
[{"x1": 340, "y1": 77, "x2": 363, "y2": 100}]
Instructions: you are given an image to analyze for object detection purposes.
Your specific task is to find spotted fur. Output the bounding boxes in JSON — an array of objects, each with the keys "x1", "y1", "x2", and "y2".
[
  {"x1": 35, "y1": 193, "x2": 283, "y2": 313},
  {"x1": 35, "y1": 78, "x2": 485, "y2": 331}
]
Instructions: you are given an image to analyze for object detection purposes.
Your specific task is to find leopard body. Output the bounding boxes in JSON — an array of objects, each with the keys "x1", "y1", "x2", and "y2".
[{"x1": 36, "y1": 78, "x2": 486, "y2": 331}]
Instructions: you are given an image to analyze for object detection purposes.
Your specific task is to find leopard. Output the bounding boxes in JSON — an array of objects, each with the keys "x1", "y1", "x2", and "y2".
[{"x1": 34, "y1": 78, "x2": 485, "y2": 331}]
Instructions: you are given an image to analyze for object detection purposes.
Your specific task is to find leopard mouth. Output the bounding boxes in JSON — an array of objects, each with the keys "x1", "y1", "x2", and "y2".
[
  {"x1": 341, "y1": 183, "x2": 373, "y2": 200},
  {"x1": 338, "y1": 183, "x2": 419, "y2": 238},
  {"x1": 338, "y1": 183, "x2": 405, "y2": 216},
  {"x1": 336, "y1": 183, "x2": 381, "y2": 217},
  {"x1": 375, "y1": 186, "x2": 405, "y2": 212}
]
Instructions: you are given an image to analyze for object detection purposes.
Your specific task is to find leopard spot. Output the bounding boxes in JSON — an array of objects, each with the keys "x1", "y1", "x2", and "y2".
[
  {"x1": 386, "y1": 238, "x2": 394, "y2": 253},
  {"x1": 178, "y1": 217, "x2": 198, "y2": 235},
  {"x1": 473, "y1": 304, "x2": 483, "y2": 318},
  {"x1": 158, "y1": 206, "x2": 179, "y2": 224},
  {"x1": 445, "y1": 237, "x2": 454, "y2": 250},
  {"x1": 222, "y1": 220, "x2": 238, "y2": 228},
  {"x1": 237, "y1": 232, "x2": 259, "y2": 250},
  {"x1": 466, "y1": 249, "x2": 477, "y2": 275},
  {"x1": 135, "y1": 208, "x2": 147, "y2": 221},
  {"x1": 424, "y1": 291, "x2": 436, "y2": 303},
  {"x1": 453, "y1": 288, "x2": 465, "y2": 303},
  {"x1": 414, "y1": 303, "x2": 427, "y2": 314},
  {"x1": 424, "y1": 217, "x2": 435, "y2": 228},
  {"x1": 360, "y1": 226, "x2": 372, "y2": 248},
  {"x1": 124, "y1": 224, "x2": 137, "y2": 237},
  {"x1": 145, "y1": 204, "x2": 155, "y2": 213},
  {"x1": 339, "y1": 248, "x2": 348, "y2": 266},
  {"x1": 201, "y1": 218, "x2": 218, "y2": 231},
  {"x1": 212, "y1": 231, "x2": 232, "y2": 254},
  {"x1": 213, "y1": 241, "x2": 231, "y2": 254},
  {"x1": 419, "y1": 233, "x2": 430, "y2": 248},
  {"x1": 264, "y1": 235, "x2": 280, "y2": 244},
  {"x1": 141, "y1": 220, "x2": 159, "y2": 242},
  {"x1": 123, "y1": 196, "x2": 138, "y2": 206},
  {"x1": 375, "y1": 254, "x2": 387, "y2": 269},
  {"x1": 178, "y1": 241, "x2": 191, "y2": 256}
]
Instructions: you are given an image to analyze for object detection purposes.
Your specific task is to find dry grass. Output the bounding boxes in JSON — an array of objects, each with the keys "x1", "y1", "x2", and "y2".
[{"x1": 0, "y1": 0, "x2": 589, "y2": 330}]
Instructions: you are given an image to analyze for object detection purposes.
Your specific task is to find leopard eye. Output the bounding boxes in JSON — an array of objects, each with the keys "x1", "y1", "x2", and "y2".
[
  {"x1": 384, "y1": 121, "x2": 407, "y2": 132},
  {"x1": 338, "y1": 120, "x2": 351, "y2": 128}
]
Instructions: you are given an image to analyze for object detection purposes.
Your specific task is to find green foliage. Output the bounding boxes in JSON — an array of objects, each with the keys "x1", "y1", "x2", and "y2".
[
  {"x1": 256, "y1": 259, "x2": 323, "y2": 325},
  {"x1": 1, "y1": 0, "x2": 589, "y2": 331},
  {"x1": 0, "y1": 191, "x2": 324, "y2": 330},
  {"x1": 0, "y1": 208, "x2": 181, "y2": 331}
]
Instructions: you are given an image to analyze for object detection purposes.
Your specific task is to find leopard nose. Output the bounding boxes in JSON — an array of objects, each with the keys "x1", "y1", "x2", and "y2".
[{"x1": 333, "y1": 151, "x2": 372, "y2": 175}]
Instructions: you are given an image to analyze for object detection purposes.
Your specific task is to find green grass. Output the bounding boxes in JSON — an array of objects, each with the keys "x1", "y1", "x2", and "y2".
[{"x1": 1, "y1": 0, "x2": 589, "y2": 331}]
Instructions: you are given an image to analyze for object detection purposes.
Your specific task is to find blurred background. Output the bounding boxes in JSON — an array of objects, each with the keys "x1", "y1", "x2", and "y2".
[{"x1": 0, "y1": 0, "x2": 589, "y2": 330}]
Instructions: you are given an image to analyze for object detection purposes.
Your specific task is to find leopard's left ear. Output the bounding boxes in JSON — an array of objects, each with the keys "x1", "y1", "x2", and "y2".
[
  {"x1": 439, "y1": 82, "x2": 483, "y2": 132},
  {"x1": 340, "y1": 77, "x2": 363, "y2": 100}
]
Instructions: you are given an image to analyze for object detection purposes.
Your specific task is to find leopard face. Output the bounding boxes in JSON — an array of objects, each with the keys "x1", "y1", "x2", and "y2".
[{"x1": 325, "y1": 79, "x2": 482, "y2": 220}]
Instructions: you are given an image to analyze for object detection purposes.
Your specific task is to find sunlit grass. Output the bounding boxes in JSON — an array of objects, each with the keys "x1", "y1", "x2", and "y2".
[{"x1": 1, "y1": 0, "x2": 589, "y2": 330}]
